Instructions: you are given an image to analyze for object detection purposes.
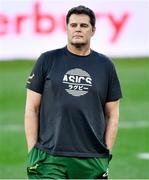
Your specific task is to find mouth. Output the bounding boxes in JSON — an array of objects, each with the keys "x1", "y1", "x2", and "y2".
[{"x1": 73, "y1": 35, "x2": 83, "y2": 39}]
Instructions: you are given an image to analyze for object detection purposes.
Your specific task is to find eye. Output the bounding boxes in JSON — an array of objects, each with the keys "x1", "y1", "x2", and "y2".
[
  {"x1": 70, "y1": 23, "x2": 77, "y2": 28},
  {"x1": 80, "y1": 24, "x2": 89, "y2": 28}
]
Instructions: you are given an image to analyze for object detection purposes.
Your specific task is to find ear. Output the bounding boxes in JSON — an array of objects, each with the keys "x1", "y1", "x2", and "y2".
[{"x1": 91, "y1": 27, "x2": 96, "y2": 36}]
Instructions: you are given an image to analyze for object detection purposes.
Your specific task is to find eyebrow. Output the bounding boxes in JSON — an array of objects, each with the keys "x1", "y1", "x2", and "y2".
[{"x1": 70, "y1": 23, "x2": 89, "y2": 26}]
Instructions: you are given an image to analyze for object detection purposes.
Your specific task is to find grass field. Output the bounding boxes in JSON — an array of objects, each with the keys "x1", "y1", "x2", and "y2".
[{"x1": 0, "y1": 58, "x2": 149, "y2": 179}]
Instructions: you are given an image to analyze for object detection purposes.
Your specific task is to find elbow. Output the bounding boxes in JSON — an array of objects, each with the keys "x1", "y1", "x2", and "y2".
[{"x1": 106, "y1": 113, "x2": 119, "y2": 128}]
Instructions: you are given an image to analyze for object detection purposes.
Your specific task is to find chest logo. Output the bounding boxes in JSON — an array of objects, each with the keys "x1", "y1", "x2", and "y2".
[{"x1": 62, "y1": 68, "x2": 92, "y2": 97}]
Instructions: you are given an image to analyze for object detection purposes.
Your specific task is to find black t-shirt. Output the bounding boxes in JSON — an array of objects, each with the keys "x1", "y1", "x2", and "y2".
[{"x1": 26, "y1": 47, "x2": 122, "y2": 157}]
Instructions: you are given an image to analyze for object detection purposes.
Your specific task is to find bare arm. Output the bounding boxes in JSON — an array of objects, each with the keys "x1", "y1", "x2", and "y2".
[
  {"x1": 105, "y1": 100, "x2": 120, "y2": 153},
  {"x1": 24, "y1": 89, "x2": 41, "y2": 152}
]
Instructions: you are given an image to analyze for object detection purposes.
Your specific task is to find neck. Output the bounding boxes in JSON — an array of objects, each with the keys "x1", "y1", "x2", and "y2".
[{"x1": 67, "y1": 44, "x2": 91, "y2": 56}]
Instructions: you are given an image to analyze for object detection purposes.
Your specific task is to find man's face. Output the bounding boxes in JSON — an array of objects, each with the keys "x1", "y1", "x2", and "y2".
[{"x1": 67, "y1": 14, "x2": 95, "y2": 47}]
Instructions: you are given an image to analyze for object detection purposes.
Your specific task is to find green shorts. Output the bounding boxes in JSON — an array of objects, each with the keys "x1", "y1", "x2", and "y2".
[{"x1": 27, "y1": 147, "x2": 109, "y2": 179}]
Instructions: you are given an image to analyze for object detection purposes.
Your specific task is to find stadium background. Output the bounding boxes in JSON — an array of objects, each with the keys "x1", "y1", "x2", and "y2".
[{"x1": 0, "y1": 0, "x2": 149, "y2": 179}]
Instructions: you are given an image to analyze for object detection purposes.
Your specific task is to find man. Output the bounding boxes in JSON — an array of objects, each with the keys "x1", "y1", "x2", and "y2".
[{"x1": 25, "y1": 5, "x2": 122, "y2": 179}]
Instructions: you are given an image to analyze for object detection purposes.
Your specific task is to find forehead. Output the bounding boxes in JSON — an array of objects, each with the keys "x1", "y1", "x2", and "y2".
[{"x1": 68, "y1": 14, "x2": 90, "y2": 24}]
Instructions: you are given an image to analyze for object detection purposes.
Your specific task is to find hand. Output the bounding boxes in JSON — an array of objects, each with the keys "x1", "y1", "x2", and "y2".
[{"x1": 28, "y1": 144, "x2": 35, "y2": 153}]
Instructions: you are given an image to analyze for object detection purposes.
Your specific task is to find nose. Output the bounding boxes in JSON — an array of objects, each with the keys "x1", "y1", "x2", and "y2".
[{"x1": 75, "y1": 25, "x2": 81, "y2": 31}]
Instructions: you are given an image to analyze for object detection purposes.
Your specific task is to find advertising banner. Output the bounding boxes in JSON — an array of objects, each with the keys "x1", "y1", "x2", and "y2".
[{"x1": 0, "y1": 0, "x2": 149, "y2": 59}]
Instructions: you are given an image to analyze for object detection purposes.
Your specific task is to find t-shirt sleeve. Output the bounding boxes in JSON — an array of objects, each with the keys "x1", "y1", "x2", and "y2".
[
  {"x1": 26, "y1": 53, "x2": 47, "y2": 94},
  {"x1": 106, "y1": 62, "x2": 123, "y2": 102}
]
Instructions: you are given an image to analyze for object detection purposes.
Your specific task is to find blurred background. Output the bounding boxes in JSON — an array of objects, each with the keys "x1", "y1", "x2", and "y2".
[{"x1": 0, "y1": 0, "x2": 149, "y2": 178}]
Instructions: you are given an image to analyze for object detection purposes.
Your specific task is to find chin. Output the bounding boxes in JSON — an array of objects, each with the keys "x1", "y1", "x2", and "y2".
[{"x1": 71, "y1": 42, "x2": 86, "y2": 48}]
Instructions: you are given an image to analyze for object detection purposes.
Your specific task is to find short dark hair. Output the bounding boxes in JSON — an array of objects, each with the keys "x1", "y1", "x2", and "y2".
[{"x1": 66, "y1": 5, "x2": 96, "y2": 27}]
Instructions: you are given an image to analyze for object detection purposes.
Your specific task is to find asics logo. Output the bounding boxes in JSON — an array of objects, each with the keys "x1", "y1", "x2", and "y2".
[{"x1": 62, "y1": 68, "x2": 92, "y2": 97}]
